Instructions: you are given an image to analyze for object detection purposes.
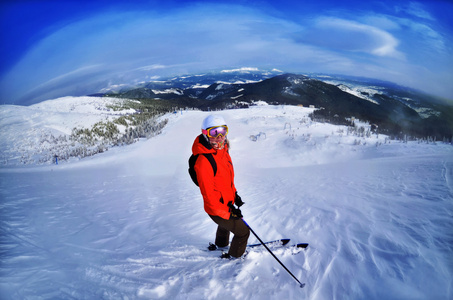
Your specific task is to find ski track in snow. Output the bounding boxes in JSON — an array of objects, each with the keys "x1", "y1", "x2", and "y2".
[{"x1": 1, "y1": 105, "x2": 452, "y2": 299}]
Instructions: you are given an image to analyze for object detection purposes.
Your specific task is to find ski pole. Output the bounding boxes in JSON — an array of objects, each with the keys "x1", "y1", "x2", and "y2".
[{"x1": 242, "y1": 218, "x2": 306, "y2": 288}]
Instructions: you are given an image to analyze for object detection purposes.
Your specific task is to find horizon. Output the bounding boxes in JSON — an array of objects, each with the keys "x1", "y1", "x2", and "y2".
[{"x1": 0, "y1": 0, "x2": 452, "y2": 105}]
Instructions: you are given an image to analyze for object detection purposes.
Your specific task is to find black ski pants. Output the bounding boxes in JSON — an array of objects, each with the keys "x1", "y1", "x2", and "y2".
[{"x1": 209, "y1": 215, "x2": 250, "y2": 258}]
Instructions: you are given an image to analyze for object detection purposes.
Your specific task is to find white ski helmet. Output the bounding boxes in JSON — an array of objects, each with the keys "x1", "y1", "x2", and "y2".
[{"x1": 201, "y1": 114, "x2": 227, "y2": 130}]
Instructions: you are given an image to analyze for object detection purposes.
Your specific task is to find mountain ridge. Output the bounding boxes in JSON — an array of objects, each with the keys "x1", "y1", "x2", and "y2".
[{"x1": 103, "y1": 71, "x2": 453, "y2": 139}]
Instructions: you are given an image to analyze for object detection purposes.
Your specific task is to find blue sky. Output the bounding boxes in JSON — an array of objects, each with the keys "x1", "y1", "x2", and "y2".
[{"x1": 0, "y1": 0, "x2": 452, "y2": 105}]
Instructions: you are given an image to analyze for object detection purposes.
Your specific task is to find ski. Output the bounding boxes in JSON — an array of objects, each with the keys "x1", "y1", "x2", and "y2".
[
  {"x1": 248, "y1": 238, "x2": 291, "y2": 248},
  {"x1": 249, "y1": 240, "x2": 309, "y2": 249},
  {"x1": 207, "y1": 238, "x2": 290, "y2": 251},
  {"x1": 254, "y1": 241, "x2": 309, "y2": 250},
  {"x1": 208, "y1": 239, "x2": 309, "y2": 251}
]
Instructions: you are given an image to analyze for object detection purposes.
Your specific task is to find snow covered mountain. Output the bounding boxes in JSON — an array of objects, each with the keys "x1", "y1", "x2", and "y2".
[
  {"x1": 1, "y1": 104, "x2": 452, "y2": 299},
  {"x1": 103, "y1": 70, "x2": 453, "y2": 140}
]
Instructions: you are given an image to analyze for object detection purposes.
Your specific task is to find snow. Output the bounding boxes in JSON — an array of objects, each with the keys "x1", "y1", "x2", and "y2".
[
  {"x1": 0, "y1": 96, "x2": 135, "y2": 136},
  {"x1": 191, "y1": 84, "x2": 211, "y2": 89},
  {"x1": 0, "y1": 96, "x2": 139, "y2": 165},
  {"x1": 1, "y1": 104, "x2": 452, "y2": 299},
  {"x1": 328, "y1": 83, "x2": 381, "y2": 105},
  {"x1": 152, "y1": 89, "x2": 183, "y2": 95}
]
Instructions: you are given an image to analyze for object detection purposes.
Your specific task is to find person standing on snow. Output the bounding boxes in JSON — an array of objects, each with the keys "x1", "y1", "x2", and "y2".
[{"x1": 191, "y1": 114, "x2": 250, "y2": 259}]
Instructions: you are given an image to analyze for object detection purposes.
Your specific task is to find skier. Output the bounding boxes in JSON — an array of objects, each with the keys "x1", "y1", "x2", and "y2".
[{"x1": 191, "y1": 114, "x2": 250, "y2": 259}]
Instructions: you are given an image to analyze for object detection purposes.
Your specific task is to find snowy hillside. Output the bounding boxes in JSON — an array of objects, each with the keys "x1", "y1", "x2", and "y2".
[
  {"x1": 0, "y1": 96, "x2": 167, "y2": 165},
  {"x1": 1, "y1": 104, "x2": 452, "y2": 299}
]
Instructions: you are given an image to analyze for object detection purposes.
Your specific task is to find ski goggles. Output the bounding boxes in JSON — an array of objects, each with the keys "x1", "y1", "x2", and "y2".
[{"x1": 202, "y1": 125, "x2": 228, "y2": 138}]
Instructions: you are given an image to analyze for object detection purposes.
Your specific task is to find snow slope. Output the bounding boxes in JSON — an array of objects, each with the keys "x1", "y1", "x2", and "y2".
[
  {"x1": 1, "y1": 104, "x2": 452, "y2": 299},
  {"x1": 0, "y1": 96, "x2": 138, "y2": 165}
]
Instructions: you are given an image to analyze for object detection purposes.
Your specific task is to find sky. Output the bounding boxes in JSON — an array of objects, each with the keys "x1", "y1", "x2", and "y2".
[{"x1": 0, "y1": 0, "x2": 452, "y2": 105}]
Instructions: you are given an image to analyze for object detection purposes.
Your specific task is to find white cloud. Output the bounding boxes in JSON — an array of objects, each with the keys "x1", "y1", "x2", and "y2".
[
  {"x1": 398, "y1": 18, "x2": 447, "y2": 54},
  {"x1": 296, "y1": 17, "x2": 404, "y2": 59},
  {"x1": 136, "y1": 64, "x2": 167, "y2": 71},
  {"x1": 221, "y1": 67, "x2": 260, "y2": 73},
  {"x1": 397, "y1": 2, "x2": 434, "y2": 20}
]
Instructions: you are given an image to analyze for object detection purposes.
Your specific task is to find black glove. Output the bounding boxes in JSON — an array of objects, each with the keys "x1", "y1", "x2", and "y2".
[
  {"x1": 228, "y1": 202, "x2": 243, "y2": 219},
  {"x1": 235, "y1": 192, "x2": 244, "y2": 207},
  {"x1": 230, "y1": 206, "x2": 243, "y2": 220}
]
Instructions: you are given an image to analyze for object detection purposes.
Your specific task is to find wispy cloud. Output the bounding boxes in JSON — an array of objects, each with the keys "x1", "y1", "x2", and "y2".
[
  {"x1": 295, "y1": 17, "x2": 404, "y2": 59},
  {"x1": 135, "y1": 64, "x2": 167, "y2": 71},
  {"x1": 0, "y1": 2, "x2": 451, "y2": 104},
  {"x1": 396, "y1": 2, "x2": 434, "y2": 20}
]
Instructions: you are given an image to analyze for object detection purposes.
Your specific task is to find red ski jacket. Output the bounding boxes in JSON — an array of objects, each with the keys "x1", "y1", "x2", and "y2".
[{"x1": 192, "y1": 134, "x2": 237, "y2": 219}]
